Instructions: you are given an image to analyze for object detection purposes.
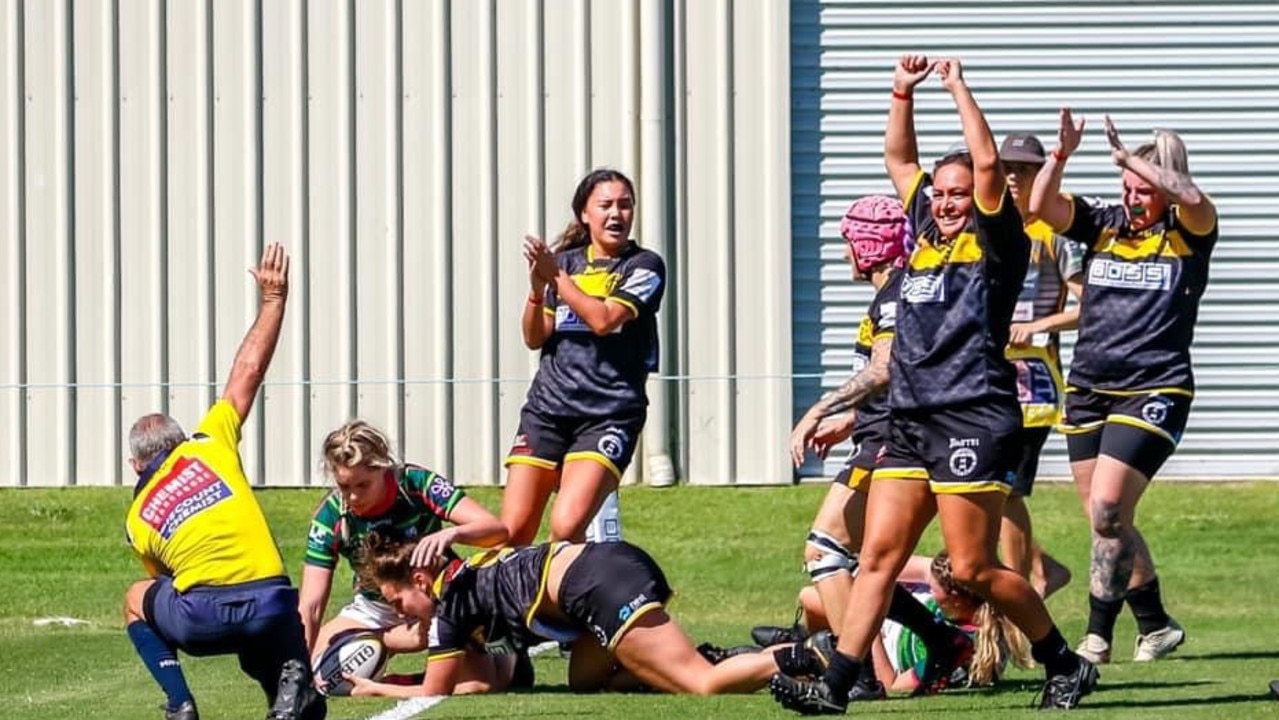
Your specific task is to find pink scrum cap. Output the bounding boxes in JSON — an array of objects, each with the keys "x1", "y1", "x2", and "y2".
[{"x1": 839, "y1": 195, "x2": 909, "y2": 275}]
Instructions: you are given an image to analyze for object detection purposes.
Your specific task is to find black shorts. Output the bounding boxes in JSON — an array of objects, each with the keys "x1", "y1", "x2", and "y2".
[
  {"x1": 832, "y1": 422, "x2": 887, "y2": 493},
  {"x1": 874, "y1": 402, "x2": 1020, "y2": 494},
  {"x1": 1008, "y1": 426, "x2": 1052, "y2": 498},
  {"x1": 144, "y1": 576, "x2": 310, "y2": 695},
  {"x1": 1061, "y1": 388, "x2": 1192, "y2": 480},
  {"x1": 505, "y1": 407, "x2": 647, "y2": 479},
  {"x1": 557, "y1": 542, "x2": 673, "y2": 651}
]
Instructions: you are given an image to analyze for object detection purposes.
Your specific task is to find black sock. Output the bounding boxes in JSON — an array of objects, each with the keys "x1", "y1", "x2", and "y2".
[
  {"x1": 1086, "y1": 594, "x2": 1125, "y2": 643},
  {"x1": 823, "y1": 651, "x2": 860, "y2": 701},
  {"x1": 1031, "y1": 625, "x2": 1080, "y2": 677},
  {"x1": 856, "y1": 654, "x2": 879, "y2": 685},
  {"x1": 887, "y1": 583, "x2": 953, "y2": 651},
  {"x1": 1126, "y1": 578, "x2": 1171, "y2": 635}
]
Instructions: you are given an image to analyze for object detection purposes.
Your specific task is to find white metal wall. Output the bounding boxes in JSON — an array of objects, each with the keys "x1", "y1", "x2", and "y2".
[
  {"x1": 0, "y1": 0, "x2": 795, "y2": 487},
  {"x1": 792, "y1": 0, "x2": 1279, "y2": 479}
]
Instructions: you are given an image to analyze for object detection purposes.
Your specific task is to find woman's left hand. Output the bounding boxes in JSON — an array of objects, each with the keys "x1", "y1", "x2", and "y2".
[
  {"x1": 934, "y1": 57, "x2": 965, "y2": 92},
  {"x1": 1103, "y1": 114, "x2": 1130, "y2": 167},
  {"x1": 411, "y1": 527, "x2": 460, "y2": 569}
]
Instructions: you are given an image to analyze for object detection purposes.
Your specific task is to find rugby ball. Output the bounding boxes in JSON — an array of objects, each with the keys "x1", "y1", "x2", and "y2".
[{"x1": 314, "y1": 629, "x2": 388, "y2": 696}]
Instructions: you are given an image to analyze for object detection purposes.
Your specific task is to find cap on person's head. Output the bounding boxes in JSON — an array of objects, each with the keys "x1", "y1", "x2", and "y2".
[
  {"x1": 999, "y1": 132, "x2": 1047, "y2": 164},
  {"x1": 940, "y1": 140, "x2": 969, "y2": 162}
]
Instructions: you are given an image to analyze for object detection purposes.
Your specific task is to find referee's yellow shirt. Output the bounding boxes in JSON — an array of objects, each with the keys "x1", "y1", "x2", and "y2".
[{"x1": 126, "y1": 400, "x2": 285, "y2": 591}]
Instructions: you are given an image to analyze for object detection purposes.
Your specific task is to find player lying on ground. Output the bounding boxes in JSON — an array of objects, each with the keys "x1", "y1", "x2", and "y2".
[
  {"x1": 341, "y1": 532, "x2": 835, "y2": 697},
  {"x1": 743, "y1": 552, "x2": 1031, "y2": 694}
]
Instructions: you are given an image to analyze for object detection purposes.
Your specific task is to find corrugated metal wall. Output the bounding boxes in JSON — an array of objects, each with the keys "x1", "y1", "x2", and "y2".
[
  {"x1": 792, "y1": 0, "x2": 1279, "y2": 479},
  {"x1": 0, "y1": 0, "x2": 795, "y2": 487}
]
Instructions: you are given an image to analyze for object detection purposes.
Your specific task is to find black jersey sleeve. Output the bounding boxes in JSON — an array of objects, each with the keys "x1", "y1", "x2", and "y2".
[
  {"x1": 974, "y1": 187, "x2": 1029, "y2": 265},
  {"x1": 1061, "y1": 196, "x2": 1125, "y2": 254}
]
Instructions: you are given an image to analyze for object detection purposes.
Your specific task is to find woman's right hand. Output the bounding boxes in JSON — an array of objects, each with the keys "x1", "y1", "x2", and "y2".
[
  {"x1": 522, "y1": 234, "x2": 557, "y2": 290},
  {"x1": 893, "y1": 54, "x2": 934, "y2": 95},
  {"x1": 1055, "y1": 107, "x2": 1086, "y2": 159}
]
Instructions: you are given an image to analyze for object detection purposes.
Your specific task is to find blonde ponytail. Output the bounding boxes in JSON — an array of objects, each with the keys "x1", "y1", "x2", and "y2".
[
  {"x1": 320, "y1": 420, "x2": 398, "y2": 477},
  {"x1": 1134, "y1": 128, "x2": 1190, "y2": 175},
  {"x1": 967, "y1": 603, "x2": 1034, "y2": 687}
]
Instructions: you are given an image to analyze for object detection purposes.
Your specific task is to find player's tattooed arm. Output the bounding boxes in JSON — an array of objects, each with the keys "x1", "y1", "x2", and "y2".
[{"x1": 818, "y1": 337, "x2": 892, "y2": 419}]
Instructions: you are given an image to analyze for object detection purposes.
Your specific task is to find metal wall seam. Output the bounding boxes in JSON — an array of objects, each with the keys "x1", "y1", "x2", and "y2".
[
  {"x1": 1, "y1": 0, "x2": 26, "y2": 486},
  {"x1": 305, "y1": 0, "x2": 355, "y2": 473},
  {"x1": 447, "y1": 0, "x2": 500, "y2": 485},
  {"x1": 210, "y1": 0, "x2": 263, "y2": 483},
  {"x1": 70, "y1": 0, "x2": 118, "y2": 485},
  {"x1": 352, "y1": 0, "x2": 402, "y2": 453},
  {"x1": 638, "y1": 0, "x2": 675, "y2": 486},
  {"x1": 261, "y1": 0, "x2": 308, "y2": 486},
  {"x1": 22, "y1": 0, "x2": 75, "y2": 487},
  {"x1": 400, "y1": 0, "x2": 454, "y2": 474},
  {"x1": 117, "y1": 0, "x2": 167, "y2": 482}
]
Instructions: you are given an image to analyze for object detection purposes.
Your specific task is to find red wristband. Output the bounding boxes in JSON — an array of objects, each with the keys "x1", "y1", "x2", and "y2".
[
  {"x1": 892, "y1": 89, "x2": 912, "y2": 102},
  {"x1": 527, "y1": 293, "x2": 544, "y2": 306},
  {"x1": 1052, "y1": 149, "x2": 1069, "y2": 162}
]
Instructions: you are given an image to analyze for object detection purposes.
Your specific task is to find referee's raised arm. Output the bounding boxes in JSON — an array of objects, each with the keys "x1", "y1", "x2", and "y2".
[{"x1": 221, "y1": 242, "x2": 290, "y2": 422}]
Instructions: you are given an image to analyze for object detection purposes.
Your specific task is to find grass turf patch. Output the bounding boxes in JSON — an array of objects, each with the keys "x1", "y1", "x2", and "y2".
[{"x1": 2, "y1": 483, "x2": 1278, "y2": 719}]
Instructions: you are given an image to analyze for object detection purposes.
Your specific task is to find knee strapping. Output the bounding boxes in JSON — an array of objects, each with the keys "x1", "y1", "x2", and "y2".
[{"x1": 804, "y1": 530, "x2": 858, "y2": 583}]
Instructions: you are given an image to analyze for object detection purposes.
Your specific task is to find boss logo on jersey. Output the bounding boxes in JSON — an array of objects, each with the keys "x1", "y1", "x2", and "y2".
[
  {"x1": 1088, "y1": 259, "x2": 1171, "y2": 291},
  {"x1": 901, "y1": 274, "x2": 946, "y2": 304},
  {"x1": 598, "y1": 427, "x2": 630, "y2": 461},
  {"x1": 1141, "y1": 396, "x2": 1174, "y2": 426}
]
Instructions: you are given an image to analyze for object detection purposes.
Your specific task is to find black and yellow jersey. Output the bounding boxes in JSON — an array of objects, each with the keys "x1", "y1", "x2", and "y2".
[
  {"x1": 525, "y1": 242, "x2": 665, "y2": 417},
  {"x1": 849, "y1": 268, "x2": 902, "y2": 432},
  {"x1": 1054, "y1": 196, "x2": 1217, "y2": 393},
  {"x1": 126, "y1": 401, "x2": 286, "y2": 591},
  {"x1": 428, "y1": 544, "x2": 560, "y2": 660},
  {"x1": 890, "y1": 171, "x2": 1030, "y2": 411}
]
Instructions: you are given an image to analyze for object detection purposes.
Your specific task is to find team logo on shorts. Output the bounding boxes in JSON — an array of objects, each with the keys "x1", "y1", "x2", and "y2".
[
  {"x1": 1140, "y1": 396, "x2": 1173, "y2": 426},
  {"x1": 618, "y1": 593, "x2": 651, "y2": 622},
  {"x1": 598, "y1": 427, "x2": 630, "y2": 461},
  {"x1": 948, "y1": 437, "x2": 980, "y2": 478}
]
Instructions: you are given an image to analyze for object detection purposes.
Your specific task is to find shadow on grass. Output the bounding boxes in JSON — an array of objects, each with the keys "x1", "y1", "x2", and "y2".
[
  {"x1": 1176, "y1": 649, "x2": 1279, "y2": 662},
  {"x1": 1083, "y1": 693, "x2": 1274, "y2": 709}
]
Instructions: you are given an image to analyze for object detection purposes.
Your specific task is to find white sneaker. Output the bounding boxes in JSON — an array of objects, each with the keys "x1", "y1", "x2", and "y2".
[
  {"x1": 1075, "y1": 633, "x2": 1112, "y2": 664},
  {"x1": 1134, "y1": 618, "x2": 1185, "y2": 662}
]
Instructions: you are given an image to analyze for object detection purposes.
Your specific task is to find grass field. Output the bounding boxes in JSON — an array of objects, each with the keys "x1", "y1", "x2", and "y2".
[{"x1": 3, "y1": 483, "x2": 1279, "y2": 719}]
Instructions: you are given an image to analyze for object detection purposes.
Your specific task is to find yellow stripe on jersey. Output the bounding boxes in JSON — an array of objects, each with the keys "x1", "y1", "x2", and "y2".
[
  {"x1": 571, "y1": 266, "x2": 621, "y2": 298},
  {"x1": 909, "y1": 233, "x2": 984, "y2": 270},
  {"x1": 125, "y1": 400, "x2": 285, "y2": 591},
  {"x1": 1098, "y1": 229, "x2": 1195, "y2": 260},
  {"x1": 564, "y1": 450, "x2": 623, "y2": 480},
  {"x1": 607, "y1": 295, "x2": 640, "y2": 318},
  {"x1": 871, "y1": 330, "x2": 895, "y2": 342}
]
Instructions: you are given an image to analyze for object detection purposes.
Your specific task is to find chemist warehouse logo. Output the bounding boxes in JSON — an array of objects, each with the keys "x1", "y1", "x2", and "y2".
[{"x1": 140, "y1": 457, "x2": 233, "y2": 539}]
